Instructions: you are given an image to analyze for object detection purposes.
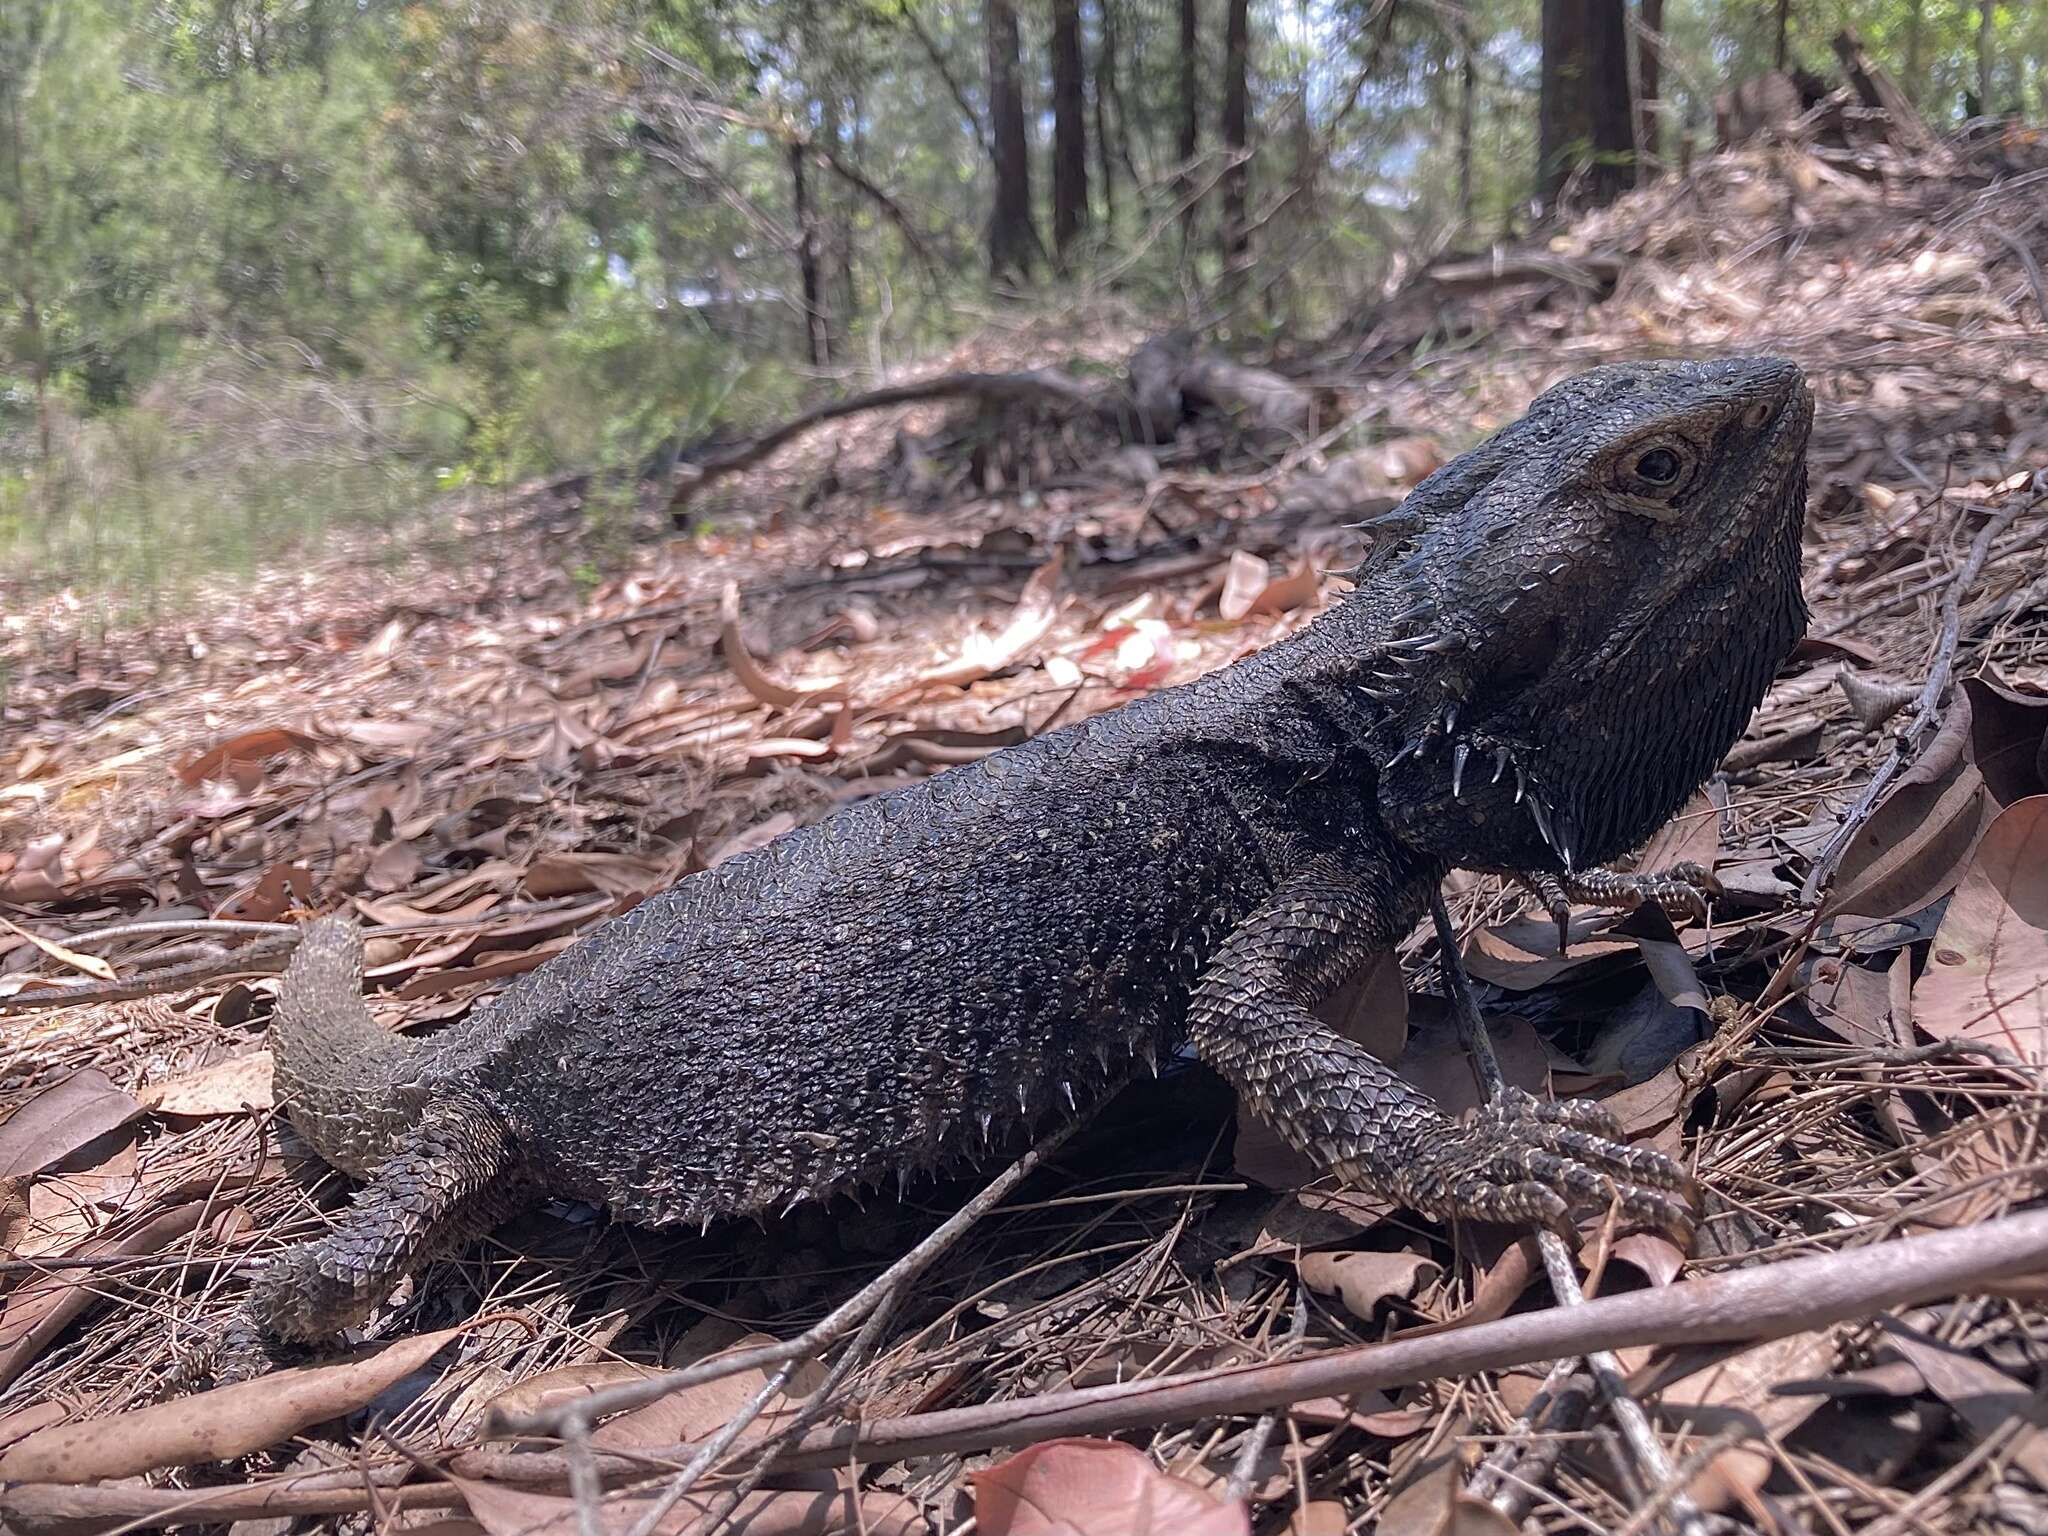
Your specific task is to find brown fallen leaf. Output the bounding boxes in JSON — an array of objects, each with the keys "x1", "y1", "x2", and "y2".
[
  {"x1": 20, "y1": 1139, "x2": 141, "y2": 1259},
  {"x1": 1638, "y1": 790, "x2": 1723, "y2": 877},
  {"x1": 1639, "y1": 1328, "x2": 1841, "y2": 1513},
  {"x1": 1879, "y1": 1317, "x2": 2048, "y2": 1490},
  {"x1": 1398, "y1": 1014, "x2": 1549, "y2": 1120},
  {"x1": 1298, "y1": 1249, "x2": 1442, "y2": 1323},
  {"x1": 141, "y1": 1049, "x2": 275, "y2": 1116},
  {"x1": 1825, "y1": 697, "x2": 1992, "y2": 921},
  {"x1": 0, "y1": 1325, "x2": 469, "y2": 1479},
  {"x1": 1912, "y1": 795, "x2": 2048, "y2": 1057},
  {"x1": 972, "y1": 1437, "x2": 1250, "y2": 1536},
  {"x1": 1611, "y1": 1232, "x2": 1687, "y2": 1287},
  {"x1": 394, "y1": 937, "x2": 576, "y2": 1000},
  {"x1": 1463, "y1": 913, "x2": 1635, "y2": 991},
  {"x1": 591, "y1": 1333, "x2": 824, "y2": 1452},
  {"x1": 1964, "y1": 672, "x2": 2048, "y2": 807},
  {"x1": 0, "y1": 1069, "x2": 143, "y2": 1179}
]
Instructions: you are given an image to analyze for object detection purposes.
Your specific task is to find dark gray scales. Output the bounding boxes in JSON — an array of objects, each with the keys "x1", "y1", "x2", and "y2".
[{"x1": 233, "y1": 356, "x2": 1814, "y2": 1362}]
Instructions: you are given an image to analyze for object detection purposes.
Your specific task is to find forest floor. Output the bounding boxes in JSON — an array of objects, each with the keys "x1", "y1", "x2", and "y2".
[{"x1": 3, "y1": 134, "x2": 2048, "y2": 1536}]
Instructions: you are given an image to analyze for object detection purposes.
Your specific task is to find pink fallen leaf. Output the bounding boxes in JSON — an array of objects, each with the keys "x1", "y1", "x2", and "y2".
[
  {"x1": 972, "y1": 1438, "x2": 1249, "y2": 1536},
  {"x1": 175, "y1": 727, "x2": 321, "y2": 786}
]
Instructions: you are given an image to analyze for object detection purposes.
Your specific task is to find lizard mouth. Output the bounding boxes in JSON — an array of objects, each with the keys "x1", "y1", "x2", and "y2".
[{"x1": 1487, "y1": 613, "x2": 1565, "y2": 698}]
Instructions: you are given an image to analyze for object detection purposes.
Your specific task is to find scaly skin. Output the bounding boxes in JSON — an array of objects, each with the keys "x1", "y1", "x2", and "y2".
[{"x1": 234, "y1": 357, "x2": 1813, "y2": 1363}]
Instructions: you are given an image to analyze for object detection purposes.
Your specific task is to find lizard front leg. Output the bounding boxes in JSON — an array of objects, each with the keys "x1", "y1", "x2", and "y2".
[
  {"x1": 1514, "y1": 862, "x2": 1717, "y2": 953},
  {"x1": 1187, "y1": 861, "x2": 1695, "y2": 1233}
]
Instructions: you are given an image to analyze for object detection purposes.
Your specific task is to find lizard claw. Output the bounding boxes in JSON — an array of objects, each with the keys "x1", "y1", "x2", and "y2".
[{"x1": 1401, "y1": 1088, "x2": 1697, "y2": 1241}]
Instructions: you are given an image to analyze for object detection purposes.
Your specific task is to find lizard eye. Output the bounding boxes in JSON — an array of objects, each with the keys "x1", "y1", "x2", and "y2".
[{"x1": 1633, "y1": 447, "x2": 1682, "y2": 485}]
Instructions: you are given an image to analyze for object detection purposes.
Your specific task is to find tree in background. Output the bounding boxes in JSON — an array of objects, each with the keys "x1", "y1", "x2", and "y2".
[
  {"x1": 1219, "y1": 0, "x2": 1251, "y2": 283},
  {"x1": 1051, "y1": 0, "x2": 1091, "y2": 262},
  {"x1": 6, "y1": 0, "x2": 2046, "y2": 604},
  {"x1": 986, "y1": 0, "x2": 1038, "y2": 280},
  {"x1": 1540, "y1": 0, "x2": 1637, "y2": 207}
]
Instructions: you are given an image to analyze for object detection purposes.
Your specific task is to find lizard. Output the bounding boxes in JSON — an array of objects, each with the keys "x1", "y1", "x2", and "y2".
[{"x1": 223, "y1": 355, "x2": 1813, "y2": 1366}]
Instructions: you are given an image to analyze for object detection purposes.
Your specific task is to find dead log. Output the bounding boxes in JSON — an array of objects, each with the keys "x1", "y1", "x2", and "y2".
[
  {"x1": 1425, "y1": 250, "x2": 1625, "y2": 295},
  {"x1": 668, "y1": 369, "x2": 1104, "y2": 513},
  {"x1": 1831, "y1": 29, "x2": 1935, "y2": 151},
  {"x1": 1177, "y1": 356, "x2": 1317, "y2": 437},
  {"x1": 1124, "y1": 330, "x2": 1193, "y2": 445}
]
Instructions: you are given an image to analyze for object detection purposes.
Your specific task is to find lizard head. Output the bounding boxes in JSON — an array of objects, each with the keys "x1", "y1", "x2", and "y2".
[{"x1": 1362, "y1": 355, "x2": 1813, "y2": 875}]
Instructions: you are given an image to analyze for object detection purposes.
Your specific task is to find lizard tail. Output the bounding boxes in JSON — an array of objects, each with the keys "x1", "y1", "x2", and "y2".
[{"x1": 270, "y1": 915, "x2": 428, "y2": 1175}]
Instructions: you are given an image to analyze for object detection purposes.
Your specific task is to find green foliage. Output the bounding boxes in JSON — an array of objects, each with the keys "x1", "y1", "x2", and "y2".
[{"x1": 1, "y1": 0, "x2": 2041, "y2": 609}]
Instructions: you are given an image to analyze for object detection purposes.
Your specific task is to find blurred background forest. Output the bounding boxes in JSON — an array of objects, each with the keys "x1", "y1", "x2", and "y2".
[{"x1": 1, "y1": 0, "x2": 2044, "y2": 612}]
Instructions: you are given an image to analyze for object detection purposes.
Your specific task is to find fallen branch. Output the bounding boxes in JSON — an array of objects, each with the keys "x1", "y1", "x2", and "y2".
[
  {"x1": 734, "y1": 1202, "x2": 2048, "y2": 1470},
  {"x1": 14, "y1": 1209, "x2": 2048, "y2": 1533},
  {"x1": 668, "y1": 370, "x2": 1104, "y2": 511}
]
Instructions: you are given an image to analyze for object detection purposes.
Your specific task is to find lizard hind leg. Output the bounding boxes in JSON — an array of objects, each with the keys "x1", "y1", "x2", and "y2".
[{"x1": 226, "y1": 1094, "x2": 528, "y2": 1370}]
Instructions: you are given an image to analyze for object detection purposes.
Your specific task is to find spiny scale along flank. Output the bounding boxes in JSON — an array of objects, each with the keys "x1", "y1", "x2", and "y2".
[{"x1": 228, "y1": 356, "x2": 1812, "y2": 1367}]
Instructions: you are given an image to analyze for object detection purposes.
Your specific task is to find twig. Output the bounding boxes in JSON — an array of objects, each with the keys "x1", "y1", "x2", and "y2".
[
  {"x1": 1430, "y1": 890, "x2": 1709, "y2": 1536},
  {"x1": 666, "y1": 371, "x2": 1105, "y2": 511},
  {"x1": 491, "y1": 1118, "x2": 1082, "y2": 1440},
  {"x1": 1224, "y1": 1285, "x2": 1309, "y2": 1501},
  {"x1": 1465, "y1": 1357, "x2": 1592, "y2": 1512},
  {"x1": 18, "y1": 1210, "x2": 2048, "y2": 1533},
  {"x1": 1801, "y1": 488, "x2": 2036, "y2": 904},
  {"x1": 0, "y1": 934, "x2": 300, "y2": 1014}
]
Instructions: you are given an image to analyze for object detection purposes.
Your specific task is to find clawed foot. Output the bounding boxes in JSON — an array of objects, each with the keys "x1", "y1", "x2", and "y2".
[
  {"x1": 1398, "y1": 1088, "x2": 1697, "y2": 1239},
  {"x1": 1520, "y1": 862, "x2": 1719, "y2": 953},
  {"x1": 175, "y1": 1310, "x2": 304, "y2": 1391}
]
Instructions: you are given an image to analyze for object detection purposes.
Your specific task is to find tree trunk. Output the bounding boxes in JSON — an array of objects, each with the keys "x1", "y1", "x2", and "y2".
[
  {"x1": 1098, "y1": 0, "x2": 1143, "y2": 189},
  {"x1": 1457, "y1": 34, "x2": 1475, "y2": 225},
  {"x1": 822, "y1": 89, "x2": 854, "y2": 355},
  {"x1": 1219, "y1": 0, "x2": 1249, "y2": 277},
  {"x1": 1905, "y1": 0, "x2": 1925, "y2": 101},
  {"x1": 2, "y1": 77, "x2": 50, "y2": 482},
  {"x1": 985, "y1": 0, "x2": 1038, "y2": 280},
  {"x1": 1050, "y1": 0, "x2": 1090, "y2": 261},
  {"x1": 1538, "y1": 0, "x2": 1636, "y2": 210},
  {"x1": 1176, "y1": 0, "x2": 1199, "y2": 240},
  {"x1": 788, "y1": 139, "x2": 831, "y2": 366},
  {"x1": 1093, "y1": 0, "x2": 1116, "y2": 232},
  {"x1": 1773, "y1": 0, "x2": 1791, "y2": 70},
  {"x1": 1977, "y1": 0, "x2": 1994, "y2": 113},
  {"x1": 1636, "y1": 0, "x2": 1662, "y2": 168}
]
